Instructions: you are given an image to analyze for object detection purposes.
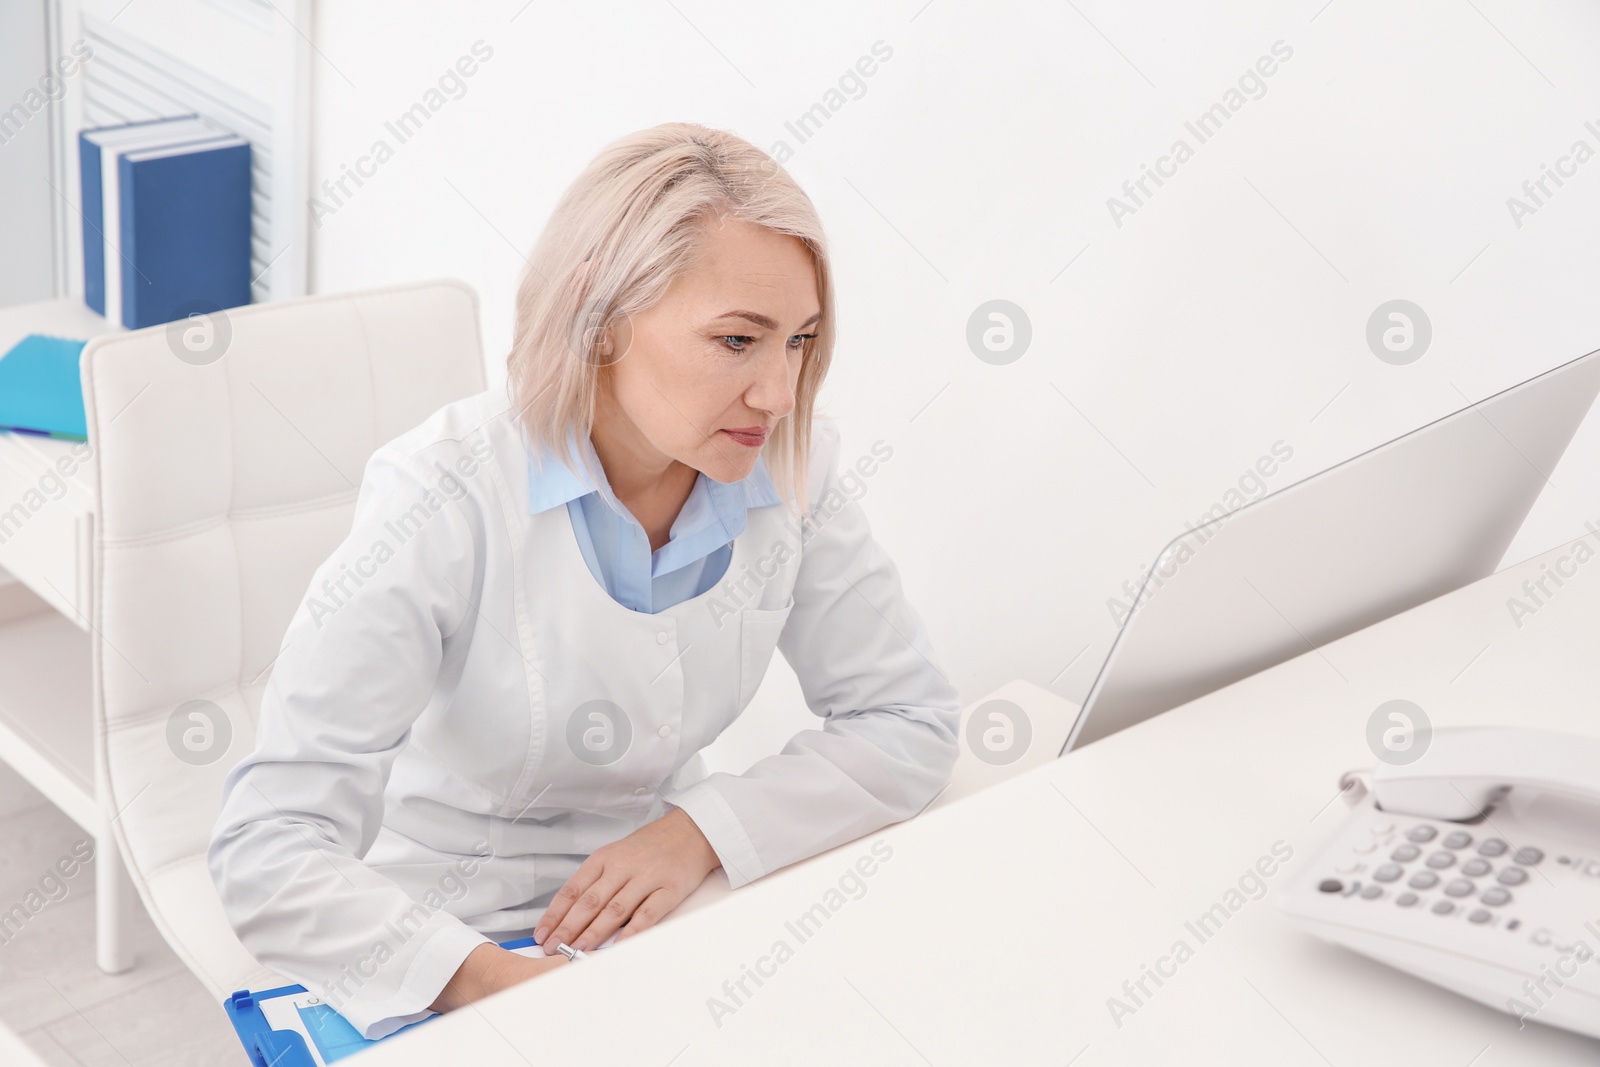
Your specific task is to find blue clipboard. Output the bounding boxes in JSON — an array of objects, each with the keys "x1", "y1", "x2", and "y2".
[{"x1": 223, "y1": 937, "x2": 543, "y2": 1066}]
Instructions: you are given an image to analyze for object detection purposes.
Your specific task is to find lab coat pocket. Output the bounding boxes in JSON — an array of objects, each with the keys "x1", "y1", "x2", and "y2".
[{"x1": 738, "y1": 599, "x2": 794, "y2": 709}]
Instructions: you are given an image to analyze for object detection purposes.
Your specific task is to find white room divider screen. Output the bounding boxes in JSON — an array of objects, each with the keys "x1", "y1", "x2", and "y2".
[{"x1": 45, "y1": 0, "x2": 309, "y2": 304}]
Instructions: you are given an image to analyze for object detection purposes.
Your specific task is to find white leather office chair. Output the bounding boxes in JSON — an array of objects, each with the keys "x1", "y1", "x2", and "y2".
[{"x1": 81, "y1": 279, "x2": 487, "y2": 999}]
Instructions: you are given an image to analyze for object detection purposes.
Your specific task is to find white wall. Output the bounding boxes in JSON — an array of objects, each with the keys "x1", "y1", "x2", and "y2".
[
  {"x1": 0, "y1": 0, "x2": 57, "y2": 308},
  {"x1": 305, "y1": 0, "x2": 1600, "y2": 772}
]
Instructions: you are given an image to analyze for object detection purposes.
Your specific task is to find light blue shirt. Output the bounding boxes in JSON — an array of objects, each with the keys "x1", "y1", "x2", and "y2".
[{"x1": 525, "y1": 430, "x2": 783, "y2": 613}]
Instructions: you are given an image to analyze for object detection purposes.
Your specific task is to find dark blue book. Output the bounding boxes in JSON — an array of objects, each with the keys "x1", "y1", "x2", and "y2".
[
  {"x1": 77, "y1": 116, "x2": 209, "y2": 317},
  {"x1": 118, "y1": 135, "x2": 252, "y2": 329}
]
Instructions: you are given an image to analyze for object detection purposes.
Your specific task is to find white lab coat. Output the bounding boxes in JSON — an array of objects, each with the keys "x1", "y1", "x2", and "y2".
[{"x1": 207, "y1": 383, "x2": 962, "y2": 1039}]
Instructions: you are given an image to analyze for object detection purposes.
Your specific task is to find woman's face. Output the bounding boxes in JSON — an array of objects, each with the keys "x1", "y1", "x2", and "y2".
[{"x1": 598, "y1": 215, "x2": 820, "y2": 486}]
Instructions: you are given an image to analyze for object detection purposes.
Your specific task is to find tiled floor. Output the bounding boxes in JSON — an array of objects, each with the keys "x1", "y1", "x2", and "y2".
[{"x1": 0, "y1": 761, "x2": 242, "y2": 1065}]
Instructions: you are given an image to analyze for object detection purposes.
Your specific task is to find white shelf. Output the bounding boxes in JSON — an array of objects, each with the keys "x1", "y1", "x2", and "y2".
[
  {"x1": 0, "y1": 294, "x2": 137, "y2": 973},
  {"x1": 0, "y1": 603, "x2": 96, "y2": 832},
  {"x1": 0, "y1": 295, "x2": 114, "y2": 346},
  {"x1": 0, "y1": 127, "x2": 169, "y2": 982},
  {"x1": 0, "y1": 297, "x2": 107, "y2": 626}
]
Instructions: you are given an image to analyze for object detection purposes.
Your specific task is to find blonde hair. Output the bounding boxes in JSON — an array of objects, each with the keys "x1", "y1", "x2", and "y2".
[{"x1": 506, "y1": 122, "x2": 835, "y2": 515}]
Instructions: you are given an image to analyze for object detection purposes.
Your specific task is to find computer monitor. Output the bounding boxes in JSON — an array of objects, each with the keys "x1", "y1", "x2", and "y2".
[{"x1": 1061, "y1": 345, "x2": 1600, "y2": 754}]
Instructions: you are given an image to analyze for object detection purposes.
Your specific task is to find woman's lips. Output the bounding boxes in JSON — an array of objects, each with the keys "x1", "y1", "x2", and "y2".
[{"x1": 720, "y1": 428, "x2": 768, "y2": 447}]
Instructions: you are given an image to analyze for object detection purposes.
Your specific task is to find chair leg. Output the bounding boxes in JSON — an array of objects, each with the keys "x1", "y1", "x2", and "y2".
[{"x1": 94, "y1": 825, "x2": 132, "y2": 975}]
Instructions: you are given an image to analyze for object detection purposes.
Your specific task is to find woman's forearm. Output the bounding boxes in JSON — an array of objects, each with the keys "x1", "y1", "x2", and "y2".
[
  {"x1": 430, "y1": 943, "x2": 566, "y2": 1013},
  {"x1": 430, "y1": 943, "x2": 498, "y2": 1012}
]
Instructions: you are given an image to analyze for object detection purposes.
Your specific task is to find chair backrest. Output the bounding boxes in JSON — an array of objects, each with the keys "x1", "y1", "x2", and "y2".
[{"x1": 82, "y1": 279, "x2": 487, "y2": 995}]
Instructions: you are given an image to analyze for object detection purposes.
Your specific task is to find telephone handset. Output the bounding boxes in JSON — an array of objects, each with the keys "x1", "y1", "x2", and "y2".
[
  {"x1": 1279, "y1": 727, "x2": 1600, "y2": 1040},
  {"x1": 1371, "y1": 726, "x2": 1600, "y2": 822}
]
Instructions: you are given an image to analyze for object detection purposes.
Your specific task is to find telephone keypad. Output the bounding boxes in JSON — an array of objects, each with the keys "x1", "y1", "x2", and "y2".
[
  {"x1": 1319, "y1": 815, "x2": 1551, "y2": 933},
  {"x1": 1289, "y1": 790, "x2": 1600, "y2": 1039},
  {"x1": 1312, "y1": 811, "x2": 1569, "y2": 942},
  {"x1": 1373, "y1": 864, "x2": 1403, "y2": 883}
]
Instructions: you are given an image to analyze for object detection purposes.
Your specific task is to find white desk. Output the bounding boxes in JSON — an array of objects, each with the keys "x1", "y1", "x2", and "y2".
[
  {"x1": 0, "y1": 298, "x2": 131, "y2": 973},
  {"x1": 360, "y1": 531, "x2": 1600, "y2": 1065}
]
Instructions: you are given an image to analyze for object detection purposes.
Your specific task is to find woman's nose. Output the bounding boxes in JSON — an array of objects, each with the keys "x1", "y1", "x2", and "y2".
[{"x1": 747, "y1": 345, "x2": 797, "y2": 419}]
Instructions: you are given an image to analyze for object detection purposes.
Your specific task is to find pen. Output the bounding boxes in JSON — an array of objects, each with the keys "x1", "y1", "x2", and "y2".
[{"x1": 555, "y1": 942, "x2": 589, "y2": 961}]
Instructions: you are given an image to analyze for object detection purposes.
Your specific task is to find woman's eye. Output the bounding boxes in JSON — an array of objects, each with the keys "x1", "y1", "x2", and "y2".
[{"x1": 722, "y1": 332, "x2": 816, "y2": 354}]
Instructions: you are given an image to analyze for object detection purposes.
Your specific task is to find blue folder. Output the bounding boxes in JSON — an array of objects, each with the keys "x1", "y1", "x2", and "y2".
[
  {"x1": 0, "y1": 334, "x2": 89, "y2": 440},
  {"x1": 223, "y1": 937, "x2": 545, "y2": 1066}
]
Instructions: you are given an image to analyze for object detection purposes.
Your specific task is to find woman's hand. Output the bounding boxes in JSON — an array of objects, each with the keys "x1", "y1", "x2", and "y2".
[{"x1": 534, "y1": 806, "x2": 720, "y2": 951}]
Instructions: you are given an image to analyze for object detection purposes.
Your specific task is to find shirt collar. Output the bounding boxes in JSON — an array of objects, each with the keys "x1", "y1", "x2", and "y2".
[{"x1": 525, "y1": 427, "x2": 782, "y2": 518}]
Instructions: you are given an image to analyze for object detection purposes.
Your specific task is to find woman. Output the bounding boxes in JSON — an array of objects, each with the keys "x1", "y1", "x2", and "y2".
[{"x1": 208, "y1": 122, "x2": 962, "y2": 1040}]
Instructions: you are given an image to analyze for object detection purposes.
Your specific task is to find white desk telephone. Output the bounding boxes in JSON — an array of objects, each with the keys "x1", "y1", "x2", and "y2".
[{"x1": 1279, "y1": 727, "x2": 1600, "y2": 1039}]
